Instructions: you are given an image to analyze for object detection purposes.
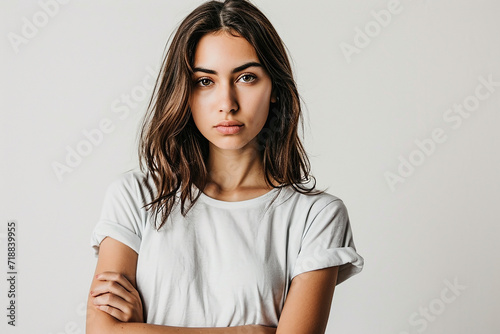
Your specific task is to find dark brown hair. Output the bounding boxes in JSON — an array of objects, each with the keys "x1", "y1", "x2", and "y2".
[{"x1": 139, "y1": 0, "x2": 324, "y2": 229}]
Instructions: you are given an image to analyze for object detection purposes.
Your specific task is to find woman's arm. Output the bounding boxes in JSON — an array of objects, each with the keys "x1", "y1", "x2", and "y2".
[
  {"x1": 111, "y1": 323, "x2": 275, "y2": 334},
  {"x1": 86, "y1": 237, "x2": 275, "y2": 334},
  {"x1": 86, "y1": 236, "x2": 141, "y2": 332},
  {"x1": 275, "y1": 266, "x2": 339, "y2": 334}
]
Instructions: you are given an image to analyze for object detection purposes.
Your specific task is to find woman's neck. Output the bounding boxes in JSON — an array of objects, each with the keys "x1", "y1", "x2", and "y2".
[{"x1": 202, "y1": 145, "x2": 278, "y2": 201}]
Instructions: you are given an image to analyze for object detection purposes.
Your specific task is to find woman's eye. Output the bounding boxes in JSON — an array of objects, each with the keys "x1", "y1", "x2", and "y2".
[
  {"x1": 239, "y1": 74, "x2": 256, "y2": 83},
  {"x1": 197, "y1": 78, "x2": 213, "y2": 87}
]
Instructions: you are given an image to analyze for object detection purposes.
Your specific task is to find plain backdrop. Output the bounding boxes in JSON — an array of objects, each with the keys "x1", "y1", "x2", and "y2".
[{"x1": 1, "y1": 1, "x2": 499, "y2": 333}]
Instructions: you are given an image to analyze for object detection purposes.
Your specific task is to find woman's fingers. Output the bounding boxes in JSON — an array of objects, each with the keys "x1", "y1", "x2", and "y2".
[
  {"x1": 95, "y1": 302, "x2": 129, "y2": 322},
  {"x1": 93, "y1": 292, "x2": 132, "y2": 322},
  {"x1": 94, "y1": 271, "x2": 136, "y2": 293},
  {"x1": 92, "y1": 290, "x2": 141, "y2": 323},
  {"x1": 93, "y1": 290, "x2": 125, "y2": 309},
  {"x1": 91, "y1": 271, "x2": 144, "y2": 323},
  {"x1": 91, "y1": 277, "x2": 134, "y2": 304}
]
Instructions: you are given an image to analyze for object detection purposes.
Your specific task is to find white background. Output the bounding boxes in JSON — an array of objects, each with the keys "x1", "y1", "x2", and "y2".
[{"x1": 1, "y1": 0, "x2": 499, "y2": 333}]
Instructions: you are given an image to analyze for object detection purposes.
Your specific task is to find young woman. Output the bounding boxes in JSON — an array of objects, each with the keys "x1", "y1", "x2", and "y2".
[{"x1": 86, "y1": 1, "x2": 364, "y2": 333}]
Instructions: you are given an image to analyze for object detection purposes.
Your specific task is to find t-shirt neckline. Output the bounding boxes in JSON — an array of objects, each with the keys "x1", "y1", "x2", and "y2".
[{"x1": 194, "y1": 185, "x2": 282, "y2": 208}]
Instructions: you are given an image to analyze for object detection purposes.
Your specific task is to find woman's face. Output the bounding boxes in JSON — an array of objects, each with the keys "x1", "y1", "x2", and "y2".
[{"x1": 189, "y1": 30, "x2": 275, "y2": 152}]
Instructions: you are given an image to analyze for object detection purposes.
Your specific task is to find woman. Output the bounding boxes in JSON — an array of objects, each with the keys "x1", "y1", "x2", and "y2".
[{"x1": 86, "y1": 0, "x2": 364, "y2": 333}]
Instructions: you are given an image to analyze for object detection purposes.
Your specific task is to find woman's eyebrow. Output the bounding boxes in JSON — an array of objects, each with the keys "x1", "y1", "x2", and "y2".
[{"x1": 193, "y1": 61, "x2": 262, "y2": 75}]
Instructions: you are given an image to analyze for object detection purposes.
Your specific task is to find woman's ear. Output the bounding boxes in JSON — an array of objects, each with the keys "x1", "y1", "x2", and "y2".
[{"x1": 271, "y1": 91, "x2": 277, "y2": 103}]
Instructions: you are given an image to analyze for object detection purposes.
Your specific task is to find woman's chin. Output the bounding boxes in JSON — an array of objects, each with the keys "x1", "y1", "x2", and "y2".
[{"x1": 208, "y1": 139, "x2": 259, "y2": 152}]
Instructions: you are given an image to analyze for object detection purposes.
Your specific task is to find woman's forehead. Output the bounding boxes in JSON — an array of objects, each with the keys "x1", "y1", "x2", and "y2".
[{"x1": 192, "y1": 31, "x2": 260, "y2": 71}]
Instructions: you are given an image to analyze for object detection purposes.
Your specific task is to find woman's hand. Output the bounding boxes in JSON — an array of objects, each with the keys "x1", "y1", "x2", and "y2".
[{"x1": 90, "y1": 271, "x2": 144, "y2": 323}]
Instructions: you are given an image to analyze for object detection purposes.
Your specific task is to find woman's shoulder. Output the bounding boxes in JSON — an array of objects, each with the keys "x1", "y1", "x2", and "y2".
[
  {"x1": 274, "y1": 185, "x2": 350, "y2": 235},
  {"x1": 278, "y1": 183, "x2": 346, "y2": 212},
  {"x1": 104, "y1": 169, "x2": 156, "y2": 204}
]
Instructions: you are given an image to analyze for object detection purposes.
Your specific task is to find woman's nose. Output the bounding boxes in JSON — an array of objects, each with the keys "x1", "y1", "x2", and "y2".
[{"x1": 218, "y1": 84, "x2": 239, "y2": 113}]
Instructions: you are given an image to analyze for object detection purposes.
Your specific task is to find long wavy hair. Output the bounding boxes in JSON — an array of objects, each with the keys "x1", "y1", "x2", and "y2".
[{"x1": 139, "y1": 0, "x2": 324, "y2": 230}]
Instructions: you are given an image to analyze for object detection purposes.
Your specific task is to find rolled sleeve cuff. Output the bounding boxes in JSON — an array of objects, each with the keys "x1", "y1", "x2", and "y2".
[
  {"x1": 90, "y1": 220, "x2": 142, "y2": 257},
  {"x1": 292, "y1": 246, "x2": 364, "y2": 285}
]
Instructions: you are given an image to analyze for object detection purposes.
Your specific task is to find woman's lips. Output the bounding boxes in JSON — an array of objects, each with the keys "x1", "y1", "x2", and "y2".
[{"x1": 215, "y1": 125, "x2": 243, "y2": 134}]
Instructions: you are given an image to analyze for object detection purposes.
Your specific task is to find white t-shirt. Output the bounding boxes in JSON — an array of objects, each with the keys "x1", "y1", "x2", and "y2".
[{"x1": 90, "y1": 171, "x2": 364, "y2": 328}]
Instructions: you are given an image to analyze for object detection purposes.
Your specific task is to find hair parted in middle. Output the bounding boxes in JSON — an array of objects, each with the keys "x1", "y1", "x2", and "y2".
[{"x1": 139, "y1": 0, "x2": 324, "y2": 230}]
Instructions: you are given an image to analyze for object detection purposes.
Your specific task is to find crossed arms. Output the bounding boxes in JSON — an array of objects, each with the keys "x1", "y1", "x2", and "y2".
[{"x1": 86, "y1": 237, "x2": 339, "y2": 334}]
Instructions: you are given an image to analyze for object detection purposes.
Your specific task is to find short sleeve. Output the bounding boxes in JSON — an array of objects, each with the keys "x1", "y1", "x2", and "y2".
[
  {"x1": 90, "y1": 174, "x2": 146, "y2": 257},
  {"x1": 291, "y1": 199, "x2": 364, "y2": 285}
]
